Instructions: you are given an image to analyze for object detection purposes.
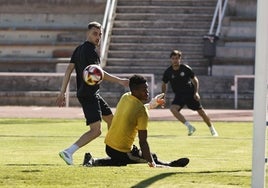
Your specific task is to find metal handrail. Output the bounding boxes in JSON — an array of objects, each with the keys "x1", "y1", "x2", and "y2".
[
  {"x1": 209, "y1": 0, "x2": 228, "y2": 37},
  {"x1": 100, "y1": 0, "x2": 118, "y2": 67},
  {"x1": 102, "y1": 0, "x2": 111, "y2": 32}
]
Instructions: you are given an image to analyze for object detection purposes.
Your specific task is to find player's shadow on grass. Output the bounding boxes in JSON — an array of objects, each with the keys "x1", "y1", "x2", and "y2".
[
  {"x1": 131, "y1": 169, "x2": 251, "y2": 188},
  {"x1": 131, "y1": 172, "x2": 176, "y2": 188}
]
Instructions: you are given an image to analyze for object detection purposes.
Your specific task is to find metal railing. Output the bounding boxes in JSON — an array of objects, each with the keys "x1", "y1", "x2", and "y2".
[
  {"x1": 208, "y1": 0, "x2": 229, "y2": 37},
  {"x1": 100, "y1": 0, "x2": 118, "y2": 67}
]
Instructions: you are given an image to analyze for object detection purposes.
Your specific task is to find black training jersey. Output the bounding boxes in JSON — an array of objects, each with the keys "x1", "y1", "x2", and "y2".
[
  {"x1": 162, "y1": 64, "x2": 195, "y2": 95},
  {"x1": 70, "y1": 41, "x2": 101, "y2": 97}
]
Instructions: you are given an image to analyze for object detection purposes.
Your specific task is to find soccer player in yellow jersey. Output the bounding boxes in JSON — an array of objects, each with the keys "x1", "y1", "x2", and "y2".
[{"x1": 83, "y1": 75, "x2": 189, "y2": 168}]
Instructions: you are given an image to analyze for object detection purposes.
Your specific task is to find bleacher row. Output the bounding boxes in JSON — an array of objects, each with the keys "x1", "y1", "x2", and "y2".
[{"x1": 0, "y1": 0, "x2": 105, "y2": 106}]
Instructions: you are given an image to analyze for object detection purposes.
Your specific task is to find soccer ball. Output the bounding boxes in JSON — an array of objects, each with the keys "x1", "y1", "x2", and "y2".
[{"x1": 83, "y1": 64, "x2": 104, "y2": 85}]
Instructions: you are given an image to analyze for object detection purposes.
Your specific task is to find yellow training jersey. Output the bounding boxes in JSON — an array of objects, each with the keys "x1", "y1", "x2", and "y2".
[{"x1": 105, "y1": 92, "x2": 149, "y2": 152}]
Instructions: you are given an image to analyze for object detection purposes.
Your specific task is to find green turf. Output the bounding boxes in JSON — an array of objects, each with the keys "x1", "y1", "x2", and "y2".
[{"x1": 0, "y1": 118, "x2": 266, "y2": 187}]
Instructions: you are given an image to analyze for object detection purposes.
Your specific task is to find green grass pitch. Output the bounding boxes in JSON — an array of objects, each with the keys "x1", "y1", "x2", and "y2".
[{"x1": 0, "y1": 118, "x2": 267, "y2": 187}]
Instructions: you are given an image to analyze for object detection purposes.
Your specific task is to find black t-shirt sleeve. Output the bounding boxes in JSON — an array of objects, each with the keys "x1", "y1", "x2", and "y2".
[
  {"x1": 183, "y1": 64, "x2": 195, "y2": 78},
  {"x1": 162, "y1": 67, "x2": 171, "y2": 83}
]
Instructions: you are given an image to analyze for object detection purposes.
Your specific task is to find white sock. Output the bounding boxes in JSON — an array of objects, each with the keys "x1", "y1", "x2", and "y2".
[
  {"x1": 65, "y1": 144, "x2": 79, "y2": 155},
  {"x1": 184, "y1": 121, "x2": 191, "y2": 128},
  {"x1": 209, "y1": 125, "x2": 215, "y2": 130}
]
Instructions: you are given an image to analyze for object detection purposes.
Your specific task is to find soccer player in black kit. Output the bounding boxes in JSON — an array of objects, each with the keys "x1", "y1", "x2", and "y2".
[
  {"x1": 161, "y1": 50, "x2": 218, "y2": 136},
  {"x1": 56, "y1": 21, "x2": 129, "y2": 165}
]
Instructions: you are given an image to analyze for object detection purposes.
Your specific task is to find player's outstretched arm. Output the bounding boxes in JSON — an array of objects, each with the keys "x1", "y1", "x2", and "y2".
[{"x1": 103, "y1": 71, "x2": 129, "y2": 87}]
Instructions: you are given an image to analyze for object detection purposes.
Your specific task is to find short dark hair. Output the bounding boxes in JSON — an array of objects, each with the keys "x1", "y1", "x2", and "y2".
[
  {"x1": 170, "y1": 50, "x2": 182, "y2": 58},
  {"x1": 129, "y1": 75, "x2": 147, "y2": 91},
  {"x1": 87, "y1": 21, "x2": 102, "y2": 30}
]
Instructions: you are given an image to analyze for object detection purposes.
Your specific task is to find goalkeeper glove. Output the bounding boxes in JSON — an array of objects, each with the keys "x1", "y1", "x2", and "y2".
[{"x1": 145, "y1": 93, "x2": 165, "y2": 110}]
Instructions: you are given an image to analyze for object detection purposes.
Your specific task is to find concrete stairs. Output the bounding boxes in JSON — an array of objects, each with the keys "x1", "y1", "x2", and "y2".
[
  {"x1": 103, "y1": 0, "x2": 250, "y2": 109},
  {"x1": 212, "y1": 0, "x2": 256, "y2": 76},
  {"x1": 102, "y1": 0, "x2": 255, "y2": 109},
  {"x1": 104, "y1": 0, "x2": 217, "y2": 97}
]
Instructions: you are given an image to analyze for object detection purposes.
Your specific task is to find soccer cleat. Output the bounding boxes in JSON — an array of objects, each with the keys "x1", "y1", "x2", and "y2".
[
  {"x1": 188, "y1": 125, "x2": 196, "y2": 136},
  {"x1": 128, "y1": 145, "x2": 147, "y2": 163},
  {"x1": 59, "y1": 151, "x2": 73, "y2": 165},
  {"x1": 210, "y1": 126, "x2": 219, "y2": 137},
  {"x1": 130, "y1": 145, "x2": 141, "y2": 158},
  {"x1": 83, "y1": 152, "x2": 94, "y2": 167},
  {"x1": 169, "y1": 158, "x2": 190, "y2": 167}
]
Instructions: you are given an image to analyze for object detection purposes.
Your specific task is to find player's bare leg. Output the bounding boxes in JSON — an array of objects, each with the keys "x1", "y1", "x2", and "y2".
[
  {"x1": 170, "y1": 105, "x2": 186, "y2": 123},
  {"x1": 197, "y1": 109, "x2": 218, "y2": 136},
  {"x1": 170, "y1": 104, "x2": 196, "y2": 136},
  {"x1": 59, "y1": 121, "x2": 101, "y2": 165},
  {"x1": 74, "y1": 121, "x2": 102, "y2": 147}
]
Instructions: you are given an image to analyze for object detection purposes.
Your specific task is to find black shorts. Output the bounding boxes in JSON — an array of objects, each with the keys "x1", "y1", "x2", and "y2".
[
  {"x1": 105, "y1": 145, "x2": 132, "y2": 166},
  {"x1": 78, "y1": 94, "x2": 112, "y2": 125},
  {"x1": 172, "y1": 94, "x2": 202, "y2": 111}
]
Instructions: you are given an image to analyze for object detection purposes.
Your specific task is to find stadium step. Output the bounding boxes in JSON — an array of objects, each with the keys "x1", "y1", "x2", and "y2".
[
  {"x1": 0, "y1": 1, "x2": 105, "y2": 14},
  {"x1": 0, "y1": 57, "x2": 69, "y2": 72},
  {"x1": 117, "y1": 0, "x2": 217, "y2": 6},
  {"x1": 0, "y1": 13, "x2": 102, "y2": 29}
]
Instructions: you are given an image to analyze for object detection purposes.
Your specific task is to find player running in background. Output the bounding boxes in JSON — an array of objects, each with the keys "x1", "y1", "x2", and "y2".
[
  {"x1": 83, "y1": 75, "x2": 189, "y2": 168},
  {"x1": 56, "y1": 21, "x2": 128, "y2": 165},
  {"x1": 161, "y1": 50, "x2": 218, "y2": 136}
]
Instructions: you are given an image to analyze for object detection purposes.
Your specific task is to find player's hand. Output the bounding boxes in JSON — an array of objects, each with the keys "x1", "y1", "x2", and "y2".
[
  {"x1": 56, "y1": 93, "x2": 66, "y2": 107},
  {"x1": 148, "y1": 93, "x2": 165, "y2": 109},
  {"x1": 161, "y1": 95, "x2": 167, "y2": 108}
]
